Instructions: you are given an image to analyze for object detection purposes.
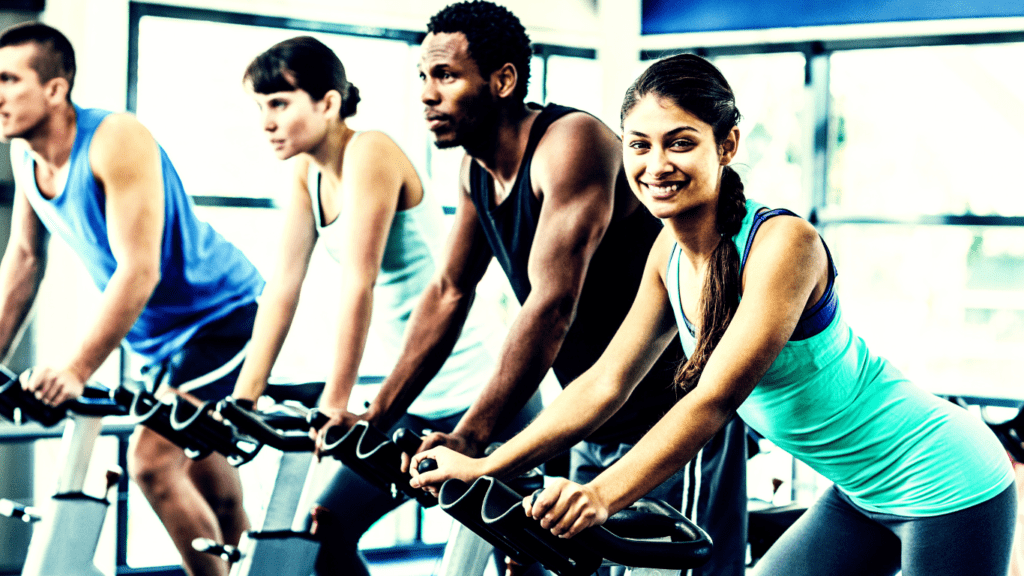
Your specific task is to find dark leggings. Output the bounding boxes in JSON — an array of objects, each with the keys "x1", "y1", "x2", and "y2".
[{"x1": 753, "y1": 482, "x2": 1017, "y2": 576}]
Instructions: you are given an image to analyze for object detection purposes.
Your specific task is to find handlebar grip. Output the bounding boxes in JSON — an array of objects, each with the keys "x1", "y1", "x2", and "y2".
[
  {"x1": 307, "y1": 409, "x2": 330, "y2": 430},
  {"x1": 417, "y1": 458, "x2": 439, "y2": 474},
  {"x1": 392, "y1": 428, "x2": 422, "y2": 455}
]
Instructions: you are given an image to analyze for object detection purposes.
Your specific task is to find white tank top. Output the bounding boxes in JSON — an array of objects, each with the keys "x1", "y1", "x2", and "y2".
[{"x1": 307, "y1": 145, "x2": 498, "y2": 418}]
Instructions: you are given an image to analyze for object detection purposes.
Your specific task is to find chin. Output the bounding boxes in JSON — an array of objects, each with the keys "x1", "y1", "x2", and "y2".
[{"x1": 432, "y1": 136, "x2": 461, "y2": 150}]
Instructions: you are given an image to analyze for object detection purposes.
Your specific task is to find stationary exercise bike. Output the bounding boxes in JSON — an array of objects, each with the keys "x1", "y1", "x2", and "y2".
[
  {"x1": 421, "y1": 460, "x2": 714, "y2": 576},
  {"x1": 0, "y1": 365, "x2": 133, "y2": 576},
  {"x1": 192, "y1": 389, "x2": 517, "y2": 576}
]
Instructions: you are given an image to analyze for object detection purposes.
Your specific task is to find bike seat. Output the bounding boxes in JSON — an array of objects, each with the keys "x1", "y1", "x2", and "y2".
[{"x1": 264, "y1": 382, "x2": 325, "y2": 409}]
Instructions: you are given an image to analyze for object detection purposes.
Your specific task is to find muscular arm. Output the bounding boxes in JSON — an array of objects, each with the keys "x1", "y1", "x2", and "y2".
[
  {"x1": 232, "y1": 157, "x2": 317, "y2": 402},
  {"x1": 0, "y1": 169, "x2": 49, "y2": 361},
  {"x1": 411, "y1": 229, "x2": 681, "y2": 488},
  {"x1": 450, "y1": 115, "x2": 621, "y2": 450},
  {"x1": 369, "y1": 154, "x2": 493, "y2": 430},
  {"x1": 529, "y1": 217, "x2": 828, "y2": 537},
  {"x1": 26, "y1": 114, "x2": 164, "y2": 404}
]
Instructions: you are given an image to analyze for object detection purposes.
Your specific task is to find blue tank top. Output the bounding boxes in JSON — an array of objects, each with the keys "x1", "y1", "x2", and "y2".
[
  {"x1": 15, "y1": 106, "x2": 264, "y2": 364},
  {"x1": 308, "y1": 146, "x2": 496, "y2": 419},
  {"x1": 667, "y1": 199, "x2": 1012, "y2": 516}
]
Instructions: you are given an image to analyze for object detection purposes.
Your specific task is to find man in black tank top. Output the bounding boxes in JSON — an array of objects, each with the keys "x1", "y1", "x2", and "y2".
[{"x1": 368, "y1": 3, "x2": 747, "y2": 574}]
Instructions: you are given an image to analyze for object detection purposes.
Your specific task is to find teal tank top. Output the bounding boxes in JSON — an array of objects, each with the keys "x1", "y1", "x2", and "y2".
[
  {"x1": 15, "y1": 105, "x2": 264, "y2": 364},
  {"x1": 307, "y1": 146, "x2": 495, "y2": 419},
  {"x1": 667, "y1": 199, "x2": 1012, "y2": 516}
]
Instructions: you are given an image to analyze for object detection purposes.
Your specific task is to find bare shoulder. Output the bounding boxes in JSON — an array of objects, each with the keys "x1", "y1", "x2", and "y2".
[
  {"x1": 531, "y1": 111, "x2": 621, "y2": 196},
  {"x1": 90, "y1": 113, "x2": 157, "y2": 167},
  {"x1": 745, "y1": 211, "x2": 824, "y2": 276},
  {"x1": 345, "y1": 130, "x2": 405, "y2": 164},
  {"x1": 535, "y1": 111, "x2": 619, "y2": 160}
]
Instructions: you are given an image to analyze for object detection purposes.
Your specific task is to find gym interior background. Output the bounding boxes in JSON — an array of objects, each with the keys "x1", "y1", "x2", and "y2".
[{"x1": 0, "y1": 0, "x2": 1021, "y2": 574}]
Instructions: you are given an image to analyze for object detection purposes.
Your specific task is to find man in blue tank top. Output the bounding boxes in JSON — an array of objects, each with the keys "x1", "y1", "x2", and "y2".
[
  {"x1": 0, "y1": 23, "x2": 263, "y2": 576},
  {"x1": 373, "y1": 3, "x2": 748, "y2": 575}
]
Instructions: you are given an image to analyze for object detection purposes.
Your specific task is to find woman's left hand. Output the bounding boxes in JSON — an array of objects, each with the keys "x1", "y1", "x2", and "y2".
[{"x1": 523, "y1": 477, "x2": 609, "y2": 539}]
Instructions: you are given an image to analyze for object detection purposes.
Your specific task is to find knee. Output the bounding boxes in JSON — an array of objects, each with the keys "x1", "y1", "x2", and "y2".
[{"x1": 127, "y1": 435, "x2": 179, "y2": 496}]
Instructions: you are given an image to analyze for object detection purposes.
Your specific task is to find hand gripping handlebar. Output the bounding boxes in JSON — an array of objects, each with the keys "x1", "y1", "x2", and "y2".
[
  {"x1": 0, "y1": 366, "x2": 128, "y2": 426},
  {"x1": 317, "y1": 419, "x2": 437, "y2": 508},
  {"x1": 434, "y1": 475, "x2": 712, "y2": 576}
]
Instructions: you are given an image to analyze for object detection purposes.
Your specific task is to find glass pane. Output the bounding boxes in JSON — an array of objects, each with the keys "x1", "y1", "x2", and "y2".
[
  {"x1": 829, "y1": 43, "x2": 1024, "y2": 217},
  {"x1": 824, "y1": 224, "x2": 1024, "y2": 399},
  {"x1": 136, "y1": 16, "x2": 415, "y2": 200},
  {"x1": 713, "y1": 52, "x2": 808, "y2": 213},
  {"x1": 545, "y1": 55, "x2": 601, "y2": 115}
]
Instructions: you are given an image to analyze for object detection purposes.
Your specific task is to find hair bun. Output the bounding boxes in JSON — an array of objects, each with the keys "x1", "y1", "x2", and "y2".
[{"x1": 341, "y1": 83, "x2": 361, "y2": 118}]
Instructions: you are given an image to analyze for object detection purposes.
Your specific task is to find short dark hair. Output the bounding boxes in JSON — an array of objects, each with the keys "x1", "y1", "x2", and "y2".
[
  {"x1": 428, "y1": 1, "x2": 532, "y2": 102},
  {"x1": 243, "y1": 36, "x2": 360, "y2": 119},
  {"x1": 0, "y1": 22, "x2": 76, "y2": 98}
]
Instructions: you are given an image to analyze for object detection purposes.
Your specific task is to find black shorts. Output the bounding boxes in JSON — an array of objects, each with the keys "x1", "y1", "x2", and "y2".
[{"x1": 140, "y1": 301, "x2": 257, "y2": 402}]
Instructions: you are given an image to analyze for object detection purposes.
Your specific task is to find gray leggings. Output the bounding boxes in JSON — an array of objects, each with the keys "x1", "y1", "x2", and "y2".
[{"x1": 753, "y1": 482, "x2": 1017, "y2": 576}]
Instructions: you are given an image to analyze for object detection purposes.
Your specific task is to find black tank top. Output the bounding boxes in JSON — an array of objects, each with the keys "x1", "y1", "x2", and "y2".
[{"x1": 469, "y1": 103, "x2": 682, "y2": 444}]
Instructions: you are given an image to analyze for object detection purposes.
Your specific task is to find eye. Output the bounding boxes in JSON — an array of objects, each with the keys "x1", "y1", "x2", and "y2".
[
  {"x1": 627, "y1": 140, "x2": 650, "y2": 151},
  {"x1": 669, "y1": 138, "x2": 695, "y2": 150}
]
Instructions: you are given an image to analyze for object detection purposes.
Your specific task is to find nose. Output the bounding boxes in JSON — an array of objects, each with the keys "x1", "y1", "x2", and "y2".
[
  {"x1": 645, "y1": 147, "x2": 674, "y2": 178},
  {"x1": 261, "y1": 109, "x2": 275, "y2": 133},
  {"x1": 421, "y1": 78, "x2": 439, "y2": 106}
]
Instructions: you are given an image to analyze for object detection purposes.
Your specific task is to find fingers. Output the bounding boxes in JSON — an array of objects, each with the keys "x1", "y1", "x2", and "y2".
[
  {"x1": 522, "y1": 479, "x2": 604, "y2": 539},
  {"x1": 21, "y1": 367, "x2": 76, "y2": 406}
]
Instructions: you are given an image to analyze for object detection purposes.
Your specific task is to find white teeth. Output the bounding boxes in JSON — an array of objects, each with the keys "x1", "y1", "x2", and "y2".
[{"x1": 647, "y1": 183, "x2": 683, "y2": 194}]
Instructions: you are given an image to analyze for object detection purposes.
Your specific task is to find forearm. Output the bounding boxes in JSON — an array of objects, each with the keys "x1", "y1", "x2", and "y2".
[
  {"x1": 0, "y1": 251, "x2": 44, "y2": 361},
  {"x1": 591, "y1": 393, "x2": 733, "y2": 515},
  {"x1": 371, "y1": 279, "x2": 473, "y2": 429},
  {"x1": 318, "y1": 283, "x2": 374, "y2": 413},
  {"x1": 483, "y1": 368, "x2": 628, "y2": 480},
  {"x1": 451, "y1": 295, "x2": 574, "y2": 448},
  {"x1": 232, "y1": 283, "x2": 301, "y2": 401},
  {"x1": 65, "y1": 265, "x2": 158, "y2": 381}
]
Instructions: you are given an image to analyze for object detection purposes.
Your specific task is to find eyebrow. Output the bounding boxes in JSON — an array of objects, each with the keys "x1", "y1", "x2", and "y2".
[{"x1": 626, "y1": 126, "x2": 700, "y2": 138}]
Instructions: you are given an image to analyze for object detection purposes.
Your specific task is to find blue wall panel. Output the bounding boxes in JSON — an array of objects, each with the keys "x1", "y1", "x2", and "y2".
[{"x1": 641, "y1": 0, "x2": 1024, "y2": 35}]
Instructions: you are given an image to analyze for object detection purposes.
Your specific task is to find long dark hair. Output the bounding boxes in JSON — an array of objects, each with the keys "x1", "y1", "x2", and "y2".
[
  {"x1": 243, "y1": 36, "x2": 360, "y2": 119},
  {"x1": 621, "y1": 53, "x2": 747, "y2": 393}
]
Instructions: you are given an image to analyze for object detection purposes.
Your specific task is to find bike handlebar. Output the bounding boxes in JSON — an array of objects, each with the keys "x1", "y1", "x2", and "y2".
[
  {"x1": 436, "y1": 476, "x2": 712, "y2": 576},
  {"x1": 0, "y1": 366, "x2": 128, "y2": 427}
]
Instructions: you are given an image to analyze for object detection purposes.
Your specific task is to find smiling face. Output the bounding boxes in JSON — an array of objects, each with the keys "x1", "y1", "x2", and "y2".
[
  {"x1": 0, "y1": 43, "x2": 55, "y2": 141},
  {"x1": 418, "y1": 32, "x2": 497, "y2": 151},
  {"x1": 622, "y1": 94, "x2": 738, "y2": 221},
  {"x1": 250, "y1": 87, "x2": 329, "y2": 160}
]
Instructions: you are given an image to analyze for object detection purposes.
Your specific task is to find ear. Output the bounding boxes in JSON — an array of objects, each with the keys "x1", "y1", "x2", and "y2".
[
  {"x1": 719, "y1": 126, "x2": 740, "y2": 165},
  {"x1": 45, "y1": 77, "x2": 69, "y2": 104},
  {"x1": 490, "y1": 63, "x2": 518, "y2": 99},
  {"x1": 321, "y1": 89, "x2": 343, "y2": 118}
]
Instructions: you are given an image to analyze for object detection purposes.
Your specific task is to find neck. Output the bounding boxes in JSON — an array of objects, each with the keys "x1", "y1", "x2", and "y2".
[
  {"x1": 466, "y1": 101, "x2": 532, "y2": 183},
  {"x1": 667, "y1": 202, "x2": 723, "y2": 272},
  {"x1": 307, "y1": 120, "x2": 353, "y2": 177},
  {"x1": 24, "y1": 102, "x2": 77, "y2": 169}
]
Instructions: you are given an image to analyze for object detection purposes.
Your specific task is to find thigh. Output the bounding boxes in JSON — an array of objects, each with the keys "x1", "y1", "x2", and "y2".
[
  {"x1": 896, "y1": 483, "x2": 1016, "y2": 576},
  {"x1": 753, "y1": 487, "x2": 901, "y2": 576}
]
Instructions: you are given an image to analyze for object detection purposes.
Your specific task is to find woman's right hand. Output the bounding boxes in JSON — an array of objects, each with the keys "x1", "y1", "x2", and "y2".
[{"x1": 409, "y1": 446, "x2": 488, "y2": 497}]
